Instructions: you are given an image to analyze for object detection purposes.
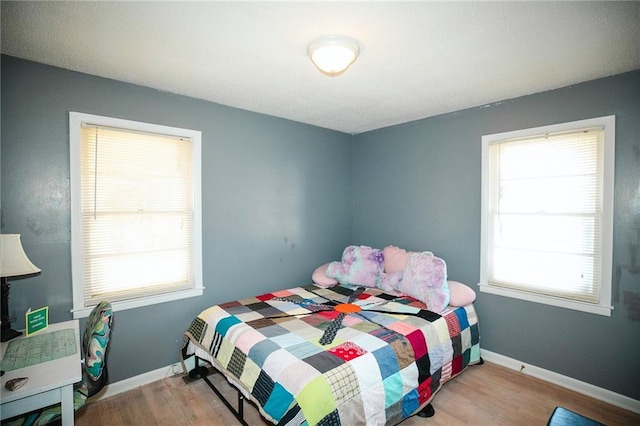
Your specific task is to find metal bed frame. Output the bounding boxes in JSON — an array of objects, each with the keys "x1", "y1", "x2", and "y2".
[{"x1": 185, "y1": 355, "x2": 473, "y2": 424}]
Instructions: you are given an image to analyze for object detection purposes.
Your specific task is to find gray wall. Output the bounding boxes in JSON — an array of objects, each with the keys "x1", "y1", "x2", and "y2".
[
  {"x1": 3, "y1": 54, "x2": 639, "y2": 401},
  {"x1": 353, "y1": 70, "x2": 640, "y2": 400},
  {"x1": 1, "y1": 55, "x2": 354, "y2": 382}
]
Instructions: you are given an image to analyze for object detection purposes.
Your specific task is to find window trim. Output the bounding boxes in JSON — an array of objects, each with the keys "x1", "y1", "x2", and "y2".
[
  {"x1": 69, "y1": 112, "x2": 203, "y2": 318},
  {"x1": 479, "y1": 115, "x2": 615, "y2": 316}
]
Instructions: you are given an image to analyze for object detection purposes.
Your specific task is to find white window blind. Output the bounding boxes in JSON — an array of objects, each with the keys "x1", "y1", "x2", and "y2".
[
  {"x1": 70, "y1": 112, "x2": 203, "y2": 317},
  {"x1": 480, "y1": 116, "x2": 615, "y2": 316}
]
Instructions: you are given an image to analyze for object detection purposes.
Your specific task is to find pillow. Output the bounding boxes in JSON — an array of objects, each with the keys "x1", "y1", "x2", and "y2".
[
  {"x1": 396, "y1": 251, "x2": 449, "y2": 312},
  {"x1": 382, "y1": 245, "x2": 409, "y2": 274},
  {"x1": 325, "y1": 245, "x2": 384, "y2": 288},
  {"x1": 312, "y1": 263, "x2": 339, "y2": 288},
  {"x1": 447, "y1": 280, "x2": 476, "y2": 306},
  {"x1": 378, "y1": 271, "x2": 403, "y2": 293}
]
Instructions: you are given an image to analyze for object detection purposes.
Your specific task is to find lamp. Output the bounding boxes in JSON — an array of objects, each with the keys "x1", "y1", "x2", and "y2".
[
  {"x1": 1, "y1": 234, "x2": 41, "y2": 342},
  {"x1": 308, "y1": 35, "x2": 360, "y2": 76}
]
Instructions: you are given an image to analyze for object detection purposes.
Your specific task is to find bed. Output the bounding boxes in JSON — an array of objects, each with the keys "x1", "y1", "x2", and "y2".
[{"x1": 182, "y1": 282, "x2": 481, "y2": 425}]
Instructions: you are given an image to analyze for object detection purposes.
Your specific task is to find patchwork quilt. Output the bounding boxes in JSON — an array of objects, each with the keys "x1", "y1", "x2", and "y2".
[{"x1": 182, "y1": 284, "x2": 481, "y2": 426}]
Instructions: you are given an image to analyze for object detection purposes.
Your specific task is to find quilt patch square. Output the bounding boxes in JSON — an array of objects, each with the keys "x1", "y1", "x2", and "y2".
[
  {"x1": 336, "y1": 393, "x2": 366, "y2": 425},
  {"x1": 386, "y1": 320, "x2": 418, "y2": 337},
  {"x1": 263, "y1": 348, "x2": 299, "y2": 379},
  {"x1": 222, "y1": 304, "x2": 253, "y2": 316},
  {"x1": 259, "y1": 306, "x2": 287, "y2": 318},
  {"x1": 252, "y1": 370, "x2": 275, "y2": 406},
  {"x1": 415, "y1": 353, "x2": 431, "y2": 383},
  {"x1": 351, "y1": 331, "x2": 388, "y2": 352},
  {"x1": 279, "y1": 360, "x2": 321, "y2": 396},
  {"x1": 454, "y1": 306, "x2": 470, "y2": 330},
  {"x1": 234, "y1": 311, "x2": 264, "y2": 322},
  {"x1": 246, "y1": 317, "x2": 276, "y2": 329},
  {"x1": 451, "y1": 354, "x2": 464, "y2": 375},
  {"x1": 245, "y1": 301, "x2": 273, "y2": 311},
  {"x1": 186, "y1": 317, "x2": 207, "y2": 341},
  {"x1": 451, "y1": 334, "x2": 462, "y2": 357},
  {"x1": 259, "y1": 324, "x2": 290, "y2": 338},
  {"x1": 318, "y1": 409, "x2": 341, "y2": 426},
  {"x1": 271, "y1": 331, "x2": 306, "y2": 349},
  {"x1": 370, "y1": 326, "x2": 402, "y2": 344},
  {"x1": 301, "y1": 314, "x2": 331, "y2": 328},
  {"x1": 372, "y1": 346, "x2": 399, "y2": 380},
  {"x1": 239, "y1": 357, "x2": 261, "y2": 390},
  {"x1": 383, "y1": 371, "x2": 404, "y2": 408},
  {"x1": 297, "y1": 375, "x2": 336, "y2": 425},
  {"x1": 287, "y1": 341, "x2": 323, "y2": 359},
  {"x1": 227, "y1": 346, "x2": 247, "y2": 379},
  {"x1": 385, "y1": 398, "x2": 404, "y2": 425},
  {"x1": 429, "y1": 367, "x2": 442, "y2": 394},
  {"x1": 470, "y1": 323, "x2": 480, "y2": 345},
  {"x1": 328, "y1": 341, "x2": 368, "y2": 361},
  {"x1": 234, "y1": 328, "x2": 266, "y2": 355},
  {"x1": 405, "y1": 329, "x2": 427, "y2": 359},
  {"x1": 263, "y1": 382, "x2": 294, "y2": 422},
  {"x1": 219, "y1": 300, "x2": 243, "y2": 309},
  {"x1": 389, "y1": 339, "x2": 415, "y2": 370},
  {"x1": 271, "y1": 289, "x2": 295, "y2": 298},
  {"x1": 303, "y1": 351, "x2": 345, "y2": 374},
  {"x1": 325, "y1": 362, "x2": 360, "y2": 406},
  {"x1": 417, "y1": 376, "x2": 433, "y2": 404},
  {"x1": 401, "y1": 389, "x2": 420, "y2": 418},
  {"x1": 350, "y1": 320, "x2": 381, "y2": 336},
  {"x1": 445, "y1": 313, "x2": 462, "y2": 338},
  {"x1": 416, "y1": 310, "x2": 442, "y2": 322},
  {"x1": 256, "y1": 293, "x2": 276, "y2": 302},
  {"x1": 248, "y1": 339, "x2": 281, "y2": 367},
  {"x1": 215, "y1": 315, "x2": 242, "y2": 337},
  {"x1": 349, "y1": 352, "x2": 382, "y2": 390}
]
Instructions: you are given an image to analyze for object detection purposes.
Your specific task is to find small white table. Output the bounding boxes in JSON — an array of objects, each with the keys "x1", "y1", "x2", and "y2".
[{"x1": 1, "y1": 320, "x2": 81, "y2": 426}]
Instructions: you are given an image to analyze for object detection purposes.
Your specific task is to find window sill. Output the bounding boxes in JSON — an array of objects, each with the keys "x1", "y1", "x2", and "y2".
[
  {"x1": 71, "y1": 287, "x2": 204, "y2": 319},
  {"x1": 478, "y1": 284, "x2": 612, "y2": 317}
]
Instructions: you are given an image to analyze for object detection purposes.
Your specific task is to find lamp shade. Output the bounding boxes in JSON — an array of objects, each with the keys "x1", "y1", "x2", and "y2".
[
  {"x1": 308, "y1": 35, "x2": 360, "y2": 76},
  {"x1": 0, "y1": 234, "x2": 41, "y2": 278}
]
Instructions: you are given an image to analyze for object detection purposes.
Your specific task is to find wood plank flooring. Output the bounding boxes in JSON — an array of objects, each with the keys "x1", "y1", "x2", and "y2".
[{"x1": 74, "y1": 361, "x2": 640, "y2": 425}]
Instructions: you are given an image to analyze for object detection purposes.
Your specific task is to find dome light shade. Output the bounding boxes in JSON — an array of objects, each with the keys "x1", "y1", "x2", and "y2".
[{"x1": 308, "y1": 35, "x2": 360, "y2": 76}]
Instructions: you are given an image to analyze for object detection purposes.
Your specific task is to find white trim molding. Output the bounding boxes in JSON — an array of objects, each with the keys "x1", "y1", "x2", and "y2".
[{"x1": 481, "y1": 349, "x2": 640, "y2": 414}]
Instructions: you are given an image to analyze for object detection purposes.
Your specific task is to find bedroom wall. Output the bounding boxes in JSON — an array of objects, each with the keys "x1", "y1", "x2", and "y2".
[
  {"x1": 352, "y1": 70, "x2": 640, "y2": 400},
  {"x1": 0, "y1": 55, "x2": 354, "y2": 382}
]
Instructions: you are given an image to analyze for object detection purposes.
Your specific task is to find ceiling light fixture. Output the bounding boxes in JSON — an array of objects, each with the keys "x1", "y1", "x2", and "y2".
[{"x1": 308, "y1": 35, "x2": 360, "y2": 77}]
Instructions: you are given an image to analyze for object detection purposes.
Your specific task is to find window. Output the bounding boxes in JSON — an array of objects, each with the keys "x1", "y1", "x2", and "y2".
[
  {"x1": 480, "y1": 116, "x2": 615, "y2": 316},
  {"x1": 69, "y1": 112, "x2": 202, "y2": 318}
]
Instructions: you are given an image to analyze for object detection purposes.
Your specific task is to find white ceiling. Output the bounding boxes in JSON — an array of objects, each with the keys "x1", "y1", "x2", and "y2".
[{"x1": 2, "y1": 1, "x2": 639, "y2": 134}]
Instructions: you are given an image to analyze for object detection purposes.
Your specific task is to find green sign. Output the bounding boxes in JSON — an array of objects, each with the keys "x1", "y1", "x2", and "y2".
[{"x1": 25, "y1": 306, "x2": 49, "y2": 336}]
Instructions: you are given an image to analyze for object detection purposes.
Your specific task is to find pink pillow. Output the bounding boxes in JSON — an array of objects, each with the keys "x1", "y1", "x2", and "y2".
[
  {"x1": 312, "y1": 263, "x2": 339, "y2": 288},
  {"x1": 447, "y1": 281, "x2": 476, "y2": 306},
  {"x1": 383, "y1": 245, "x2": 409, "y2": 274}
]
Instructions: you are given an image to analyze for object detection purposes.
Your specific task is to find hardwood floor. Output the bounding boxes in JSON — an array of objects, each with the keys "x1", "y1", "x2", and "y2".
[{"x1": 75, "y1": 361, "x2": 640, "y2": 425}]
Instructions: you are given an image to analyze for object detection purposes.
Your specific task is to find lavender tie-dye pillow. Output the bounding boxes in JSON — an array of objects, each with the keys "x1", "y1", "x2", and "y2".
[
  {"x1": 396, "y1": 251, "x2": 450, "y2": 312},
  {"x1": 325, "y1": 245, "x2": 384, "y2": 288}
]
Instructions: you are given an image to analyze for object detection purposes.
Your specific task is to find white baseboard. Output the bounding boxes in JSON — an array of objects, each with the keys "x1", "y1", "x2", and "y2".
[
  {"x1": 92, "y1": 351, "x2": 639, "y2": 415},
  {"x1": 481, "y1": 349, "x2": 640, "y2": 414},
  {"x1": 93, "y1": 356, "x2": 195, "y2": 401}
]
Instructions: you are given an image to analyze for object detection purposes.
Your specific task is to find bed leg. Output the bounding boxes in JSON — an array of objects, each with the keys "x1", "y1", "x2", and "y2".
[
  {"x1": 188, "y1": 356, "x2": 210, "y2": 379},
  {"x1": 417, "y1": 403, "x2": 435, "y2": 418},
  {"x1": 477, "y1": 357, "x2": 485, "y2": 365}
]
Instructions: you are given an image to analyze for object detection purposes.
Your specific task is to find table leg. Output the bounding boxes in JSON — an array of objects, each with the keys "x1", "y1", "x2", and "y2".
[{"x1": 60, "y1": 384, "x2": 75, "y2": 425}]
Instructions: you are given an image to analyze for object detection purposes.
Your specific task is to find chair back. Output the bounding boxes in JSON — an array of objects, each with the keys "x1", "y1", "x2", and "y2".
[{"x1": 82, "y1": 300, "x2": 113, "y2": 397}]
